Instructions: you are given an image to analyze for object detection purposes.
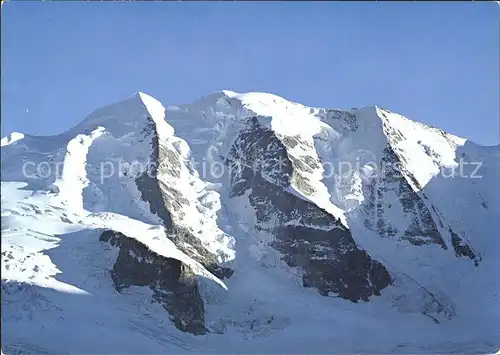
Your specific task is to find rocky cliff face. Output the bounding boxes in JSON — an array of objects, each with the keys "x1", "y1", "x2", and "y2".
[
  {"x1": 133, "y1": 117, "x2": 233, "y2": 275},
  {"x1": 359, "y1": 108, "x2": 480, "y2": 266},
  {"x1": 226, "y1": 117, "x2": 392, "y2": 302},
  {"x1": 363, "y1": 145, "x2": 446, "y2": 247},
  {"x1": 2, "y1": 91, "x2": 498, "y2": 349},
  {"x1": 100, "y1": 230, "x2": 207, "y2": 335}
]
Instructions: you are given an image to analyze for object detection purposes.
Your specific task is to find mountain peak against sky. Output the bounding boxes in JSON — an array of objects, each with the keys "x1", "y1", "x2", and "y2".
[
  {"x1": 0, "y1": 89, "x2": 476, "y2": 153},
  {"x1": 1, "y1": 90, "x2": 499, "y2": 354},
  {"x1": 54, "y1": 91, "x2": 174, "y2": 141},
  {"x1": 136, "y1": 91, "x2": 166, "y2": 121},
  {"x1": 2, "y1": 2, "x2": 498, "y2": 144},
  {"x1": 220, "y1": 89, "x2": 380, "y2": 111},
  {"x1": 2, "y1": 2, "x2": 498, "y2": 352}
]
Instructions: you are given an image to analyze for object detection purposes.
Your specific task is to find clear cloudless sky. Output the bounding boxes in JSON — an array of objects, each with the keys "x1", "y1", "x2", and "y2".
[{"x1": 1, "y1": 1, "x2": 499, "y2": 145}]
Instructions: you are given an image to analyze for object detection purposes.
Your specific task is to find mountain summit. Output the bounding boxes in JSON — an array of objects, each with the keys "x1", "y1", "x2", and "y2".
[{"x1": 2, "y1": 91, "x2": 499, "y2": 354}]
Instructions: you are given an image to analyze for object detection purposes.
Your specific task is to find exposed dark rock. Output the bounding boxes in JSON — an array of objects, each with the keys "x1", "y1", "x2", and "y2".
[
  {"x1": 133, "y1": 116, "x2": 234, "y2": 276},
  {"x1": 316, "y1": 108, "x2": 359, "y2": 132},
  {"x1": 205, "y1": 264, "x2": 234, "y2": 280},
  {"x1": 364, "y1": 146, "x2": 447, "y2": 248},
  {"x1": 134, "y1": 118, "x2": 174, "y2": 228},
  {"x1": 449, "y1": 228, "x2": 478, "y2": 266},
  {"x1": 226, "y1": 117, "x2": 392, "y2": 302},
  {"x1": 135, "y1": 172, "x2": 173, "y2": 227},
  {"x1": 418, "y1": 140, "x2": 442, "y2": 162},
  {"x1": 362, "y1": 140, "x2": 479, "y2": 266},
  {"x1": 281, "y1": 135, "x2": 301, "y2": 149},
  {"x1": 99, "y1": 230, "x2": 207, "y2": 335}
]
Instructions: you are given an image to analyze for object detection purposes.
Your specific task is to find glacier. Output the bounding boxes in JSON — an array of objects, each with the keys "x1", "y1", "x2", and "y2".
[{"x1": 1, "y1": 91, "x2": 499, "y2": 354}]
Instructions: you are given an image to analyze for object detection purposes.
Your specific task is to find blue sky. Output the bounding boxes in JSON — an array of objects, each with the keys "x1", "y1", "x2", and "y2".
[{"x1": 2, "y1": 1, "x2": 499, "y2": 145}]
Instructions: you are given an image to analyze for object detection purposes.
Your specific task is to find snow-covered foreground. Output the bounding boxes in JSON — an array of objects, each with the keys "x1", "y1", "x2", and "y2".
[
  {"x1": 1, "y1": 91, "x2": 499, "y2": 354},
  {"x1": 2, "y1": 181, "x2": 497, "y2": 354}
]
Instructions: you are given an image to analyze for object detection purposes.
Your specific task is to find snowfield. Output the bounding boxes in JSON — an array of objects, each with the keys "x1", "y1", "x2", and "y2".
[{"x1": 1, "y1": 91, "x2": 499, "y2": 354}]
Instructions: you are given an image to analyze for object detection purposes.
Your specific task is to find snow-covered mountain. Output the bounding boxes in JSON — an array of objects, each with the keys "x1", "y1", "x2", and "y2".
[{"x1": 1, "y1": 91, "x2": 499, "y2": 354}]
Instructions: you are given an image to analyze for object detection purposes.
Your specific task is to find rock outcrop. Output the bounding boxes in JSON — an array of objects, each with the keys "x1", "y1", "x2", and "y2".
[{"x1": 100, "y1": 230, "x2": 207, "y2": 335}]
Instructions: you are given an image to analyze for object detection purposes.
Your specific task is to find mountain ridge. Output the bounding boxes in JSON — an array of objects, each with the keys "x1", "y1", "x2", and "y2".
[{"x1": 1, "y1": 90, "x2": 498, "y2": 354}]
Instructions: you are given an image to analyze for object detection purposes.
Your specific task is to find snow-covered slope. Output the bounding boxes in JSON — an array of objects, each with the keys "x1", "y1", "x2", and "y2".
[{"x1": 2, "y1": 91, "x2": 499, "y2": 354}]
